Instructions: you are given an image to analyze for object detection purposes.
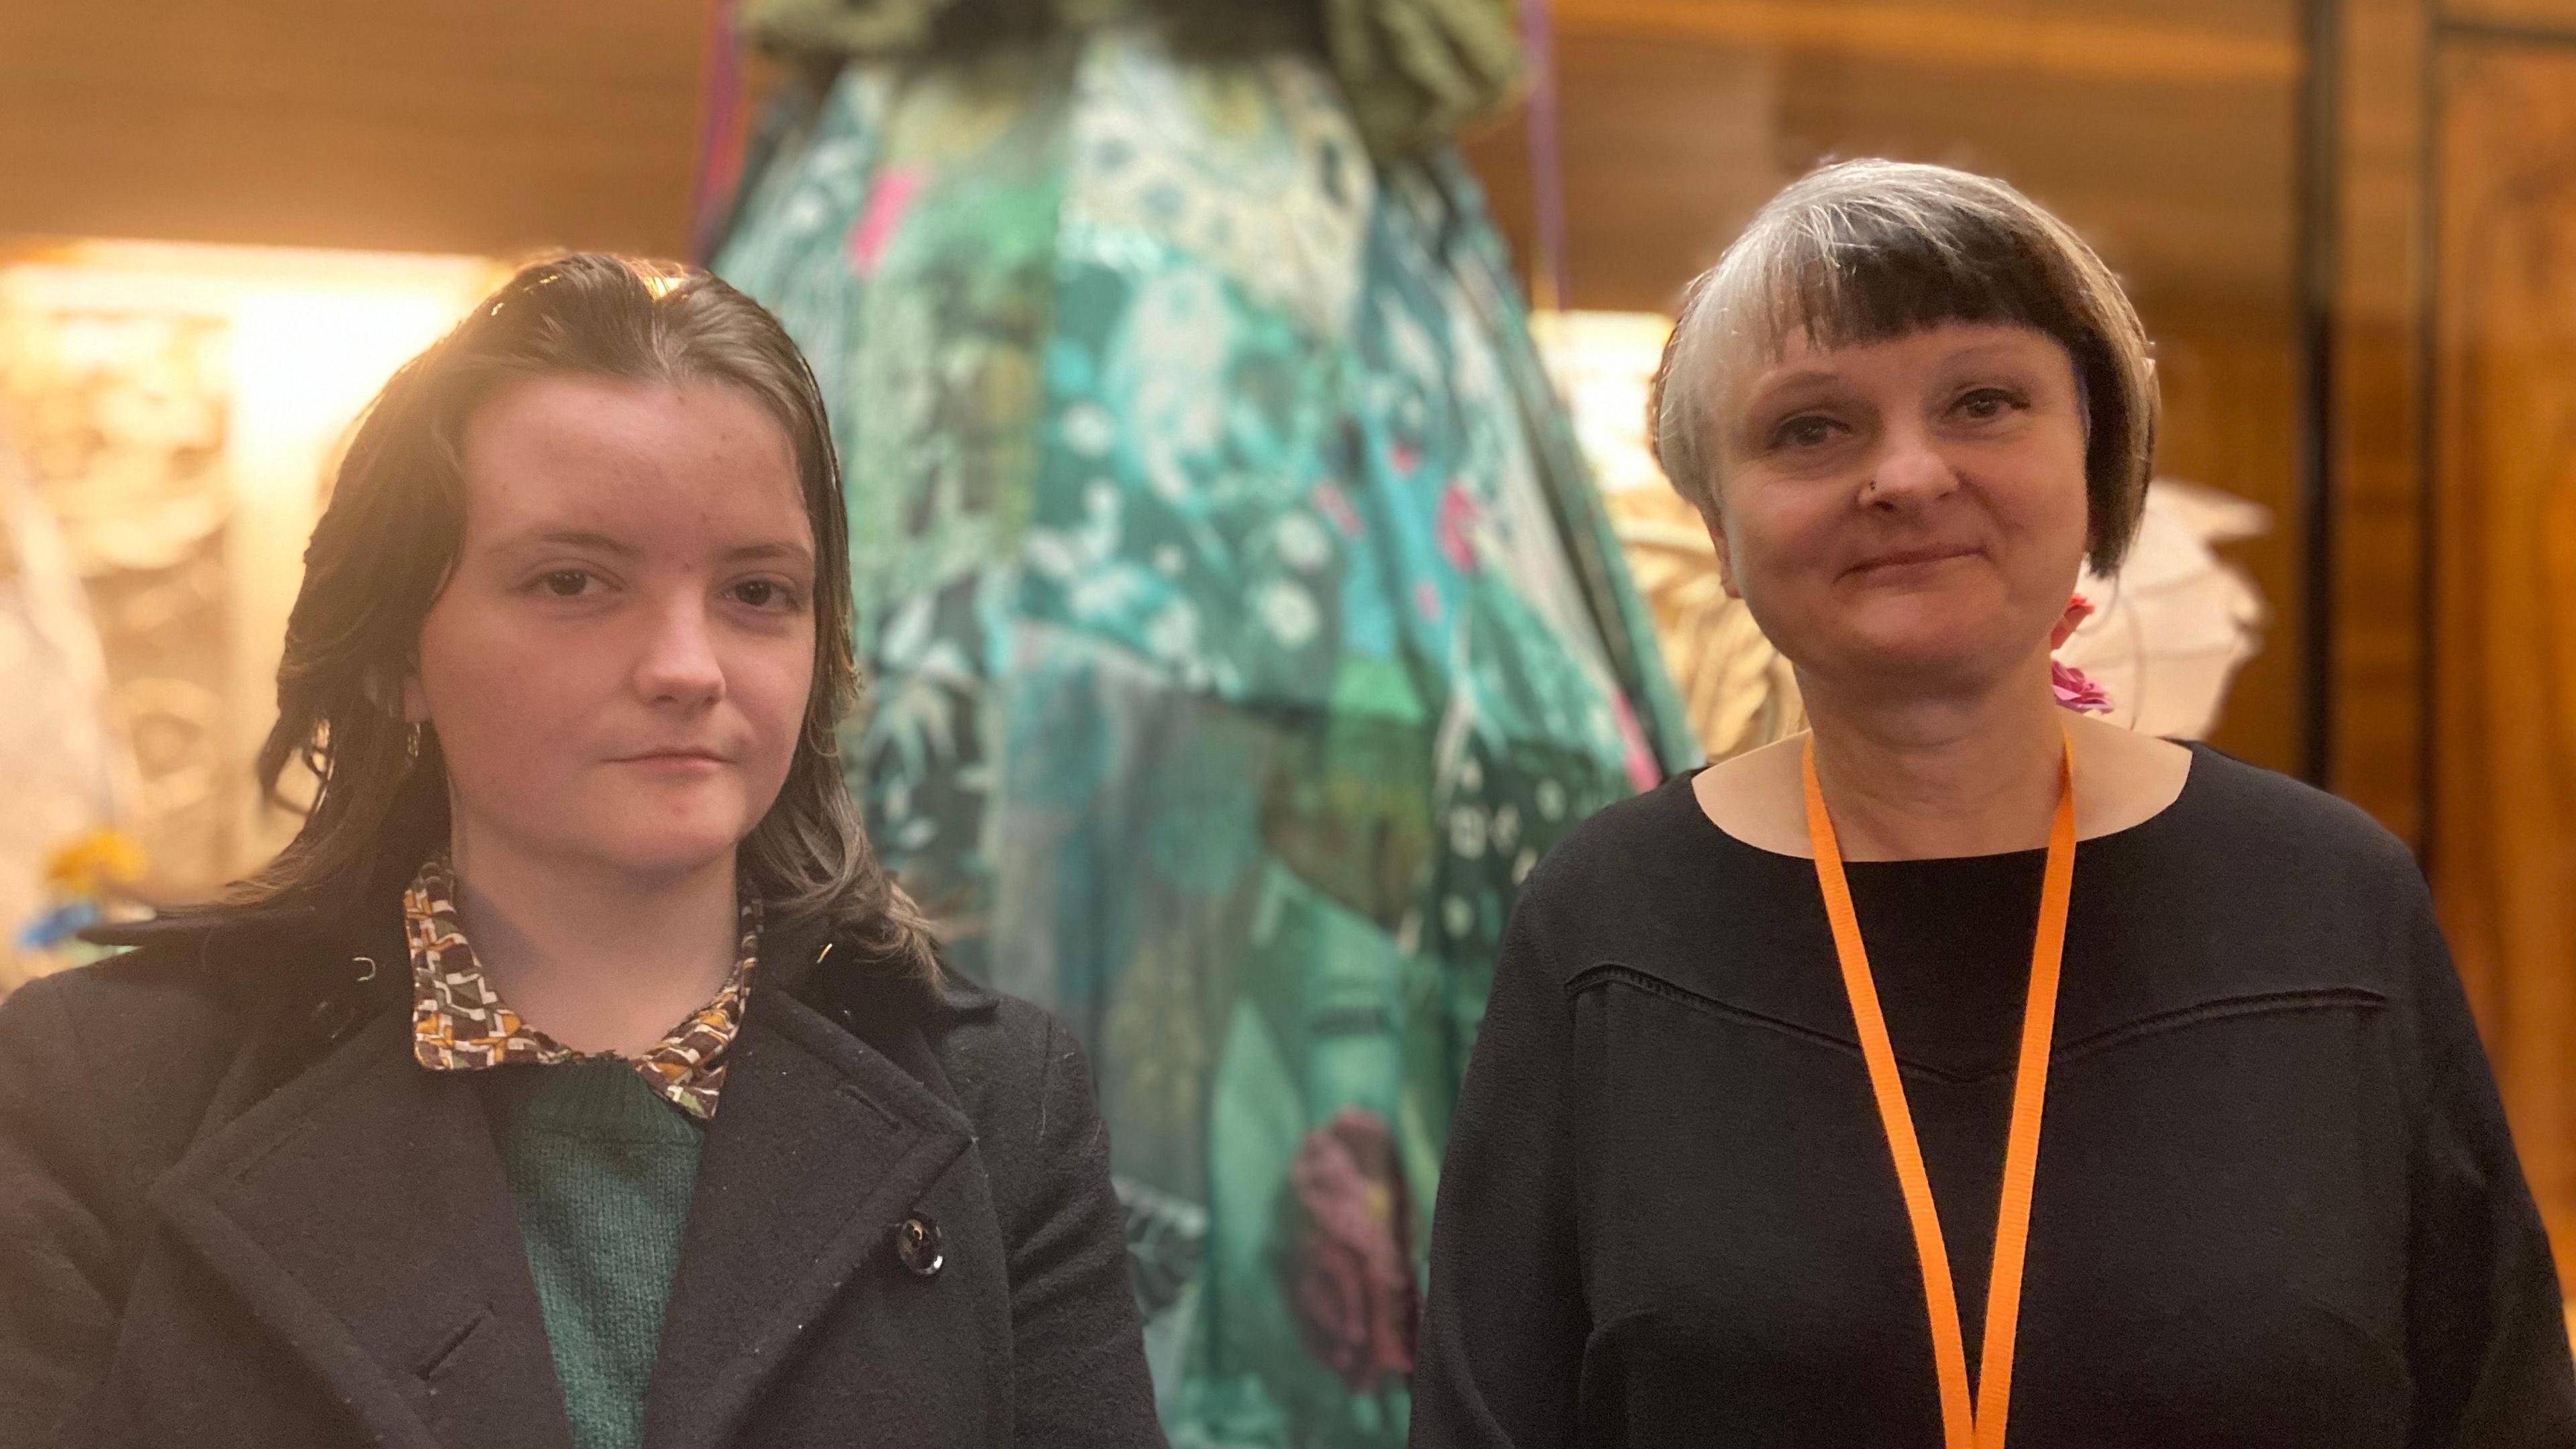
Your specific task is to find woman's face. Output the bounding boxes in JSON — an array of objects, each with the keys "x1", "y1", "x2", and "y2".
[
  {"x1": 406, "y1": 375, "x2": 817, "y2": 883},
  {"x1": 1705, "y1": 320, "x2": 2091, "y2": 698}
]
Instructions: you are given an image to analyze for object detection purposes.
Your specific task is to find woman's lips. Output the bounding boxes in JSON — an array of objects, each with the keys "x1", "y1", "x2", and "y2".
[
  {"x1": 614, "y1": 749, "x2": 732, "y2": 770},
  {"x1": 1849, "y1": 545, "x2": 1981, "y2": 576}
]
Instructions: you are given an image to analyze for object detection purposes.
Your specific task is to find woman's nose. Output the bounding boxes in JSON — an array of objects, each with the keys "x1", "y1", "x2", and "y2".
[
  {"x1": 1864, "y1": 423, "x2": 1962, "y2": 508},
  {"x1": 634, "y1": 598, "x2": 726, "y2": 706}
]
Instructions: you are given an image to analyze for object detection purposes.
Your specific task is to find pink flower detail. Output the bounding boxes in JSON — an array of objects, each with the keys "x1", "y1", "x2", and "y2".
[
  {"x1": 2048, "y1": 592, "x2": 2112, "y2": 713},
  {"x1": 1283, "y1": 1108, "x2": 1419, "y2": 1392},
  {"x1": 2053, "y1": 660, "x2": 2113, "y2": 714},
  {"x1": 1414, "y1": 580, "x2": 1442, "y2": 622},
  {"x1": 1436, "y1": 484, "x2": 1481, "y2": 574},
  {"x1": 1313, "y1": 483, "x2": 1362, "y2": 539},
  {"x1": 847, "y1": 167, "x2": 924, "y2": 276},
  {"x1": 1389, "y1": 442, "x2": 1423, "y2": 477}
]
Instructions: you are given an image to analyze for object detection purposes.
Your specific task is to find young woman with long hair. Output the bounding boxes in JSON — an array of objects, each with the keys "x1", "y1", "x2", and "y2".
[{"x1": 0, "y1": 254, "x2": 1163, "y2": 1449}]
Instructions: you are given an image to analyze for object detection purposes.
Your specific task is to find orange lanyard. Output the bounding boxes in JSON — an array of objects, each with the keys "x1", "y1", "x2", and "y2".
[{"x1": 1801, "y1": 729, "x2": 2076, "y2": 1449}]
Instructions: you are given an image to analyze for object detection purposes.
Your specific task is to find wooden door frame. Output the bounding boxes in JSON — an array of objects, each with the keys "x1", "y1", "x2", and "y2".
[
  {"x1": 2324, "y1": 0, "x2": 2576, "y2": 1285},
  {"x1": 2322, "y1": 0, "x2": 2576, "y2": 847},
  {"x1": 2318, "y1": 0, "x2": 2435, "y2": 845}
]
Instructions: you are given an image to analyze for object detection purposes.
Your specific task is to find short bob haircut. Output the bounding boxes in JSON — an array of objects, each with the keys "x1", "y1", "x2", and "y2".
[
  {"x1": 213, "y1": 254, "x2": 938, "y2": 976},
  {"x1": 1648, "y1": 158, "x2": 2159, "y2": 576}
]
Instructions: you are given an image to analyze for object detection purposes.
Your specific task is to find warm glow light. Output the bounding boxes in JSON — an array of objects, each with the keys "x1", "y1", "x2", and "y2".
[
  {"x1": 1529, "y1": 310, "x2": 1675, "y2": 498},
  {"x1": 0, "y1": 239, "x2": 504, "y2": 879}
]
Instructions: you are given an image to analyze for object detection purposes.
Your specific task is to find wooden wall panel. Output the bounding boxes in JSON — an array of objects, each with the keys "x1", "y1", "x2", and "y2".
[
  {"x1": 2328, "y1": 0, "x2": 2432, "y2": 844},
  {"x1": 2431, "y1": 37, "x2": 2576, "y2": 1274},
  {"x1": 2443, "y1": 0, "x2": 2576, "y2": 28},
  {"x1": 2137, "y1": 301, "x2": 2306, "y2": 777},
  {"x1": 0, "y1": 0, "x2": 706, "y2": 258},
  {"x1": 1558, "y1": 0, "x2": 2299, "y2": 85},
  {"x1": 1461, "y1": 37, "x2": 1779, "y2": 315}
]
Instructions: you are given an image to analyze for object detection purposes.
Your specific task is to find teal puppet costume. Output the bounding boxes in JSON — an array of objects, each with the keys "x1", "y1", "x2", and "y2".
[{"x1": 712, "y1": 5, "x2": 1696, "y2": 1441}]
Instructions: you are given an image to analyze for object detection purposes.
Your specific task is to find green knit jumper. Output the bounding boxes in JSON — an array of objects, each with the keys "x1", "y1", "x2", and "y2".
[{"x1": 481, "y1": 1060, "x2": 704, "y2": 1449}]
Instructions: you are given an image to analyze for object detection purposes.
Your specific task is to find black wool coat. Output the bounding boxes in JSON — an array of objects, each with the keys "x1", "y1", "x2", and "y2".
[{"x1": 0, "y1": 880, "x2": 1168, "y2": 1449}]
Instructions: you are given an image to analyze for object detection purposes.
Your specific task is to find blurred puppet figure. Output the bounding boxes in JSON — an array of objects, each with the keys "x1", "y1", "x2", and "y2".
[{"x1": 710, "y1": 2, "x2": 1697, "y2": 1441}]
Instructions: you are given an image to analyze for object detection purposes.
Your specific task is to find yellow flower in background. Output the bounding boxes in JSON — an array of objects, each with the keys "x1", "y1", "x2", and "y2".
[{"x1": 43, "y1": 828, "x2": 148, "y2": 900}]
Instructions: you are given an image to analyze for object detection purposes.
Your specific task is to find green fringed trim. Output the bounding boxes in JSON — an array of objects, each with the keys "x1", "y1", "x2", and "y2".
[{"x1": 738, "y1": 0, "x2": 1523, "y2": 154}]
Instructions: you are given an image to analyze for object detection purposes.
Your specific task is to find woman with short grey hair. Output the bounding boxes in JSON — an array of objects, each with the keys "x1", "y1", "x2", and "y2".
[{"x1": 1411, "y1": 160, "x2": 2574, "y2": 1448}]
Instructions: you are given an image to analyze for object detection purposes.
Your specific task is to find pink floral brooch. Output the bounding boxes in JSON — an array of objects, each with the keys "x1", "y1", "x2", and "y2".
[{"x1": 2051, "y1": 593, "x2": 2112, "y2": 714}]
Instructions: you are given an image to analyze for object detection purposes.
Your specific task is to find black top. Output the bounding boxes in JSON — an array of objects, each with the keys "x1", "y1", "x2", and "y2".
[{"x1": 1413, "y1": 745, "x2": 2576, "y2": 1448}]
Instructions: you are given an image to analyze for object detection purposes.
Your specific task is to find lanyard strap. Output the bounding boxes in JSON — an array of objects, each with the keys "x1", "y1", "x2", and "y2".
[{"x1": 1801, "y1": 729, "x2": 2077, "y2": 1449}]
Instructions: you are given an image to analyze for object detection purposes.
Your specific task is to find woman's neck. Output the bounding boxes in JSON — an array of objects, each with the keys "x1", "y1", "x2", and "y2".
[
  {"x1": 1691, "y1": 653, "x2": 2196, "y2": 861},
  {"x1": 1800, "y1": 665, "x2": 2068, "y2": 861},
  {"x1": 447, "y1": 826, "x2": 741, "y2": 1057}
]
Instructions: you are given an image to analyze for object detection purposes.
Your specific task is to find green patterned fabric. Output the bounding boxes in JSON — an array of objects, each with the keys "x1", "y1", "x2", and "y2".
[
  {"x1": 715, "y1": 25, "x2": 1695, "y2": 1446},
  {"x1": 739, "y1": 0, "x2": 1521, "y2": 156}
]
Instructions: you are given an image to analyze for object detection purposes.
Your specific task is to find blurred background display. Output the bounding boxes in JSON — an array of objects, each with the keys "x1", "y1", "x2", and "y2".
[{"x1": 0, "y1": 243, "x2": 501, "y2": 987}]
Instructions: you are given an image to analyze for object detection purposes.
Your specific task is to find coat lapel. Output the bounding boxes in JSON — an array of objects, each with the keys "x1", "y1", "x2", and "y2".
[
  {"x1": 151, "y1": 1010, "x2": 572, "y2": 1449},
  {"x1": 640, "y1": 984, "x2": 978, "y2": 1449}
]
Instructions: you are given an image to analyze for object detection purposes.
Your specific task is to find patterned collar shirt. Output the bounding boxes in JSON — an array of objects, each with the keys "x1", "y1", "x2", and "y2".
[{"x1": 405, "y1": 853, "x2": 758, "y2": 1120}]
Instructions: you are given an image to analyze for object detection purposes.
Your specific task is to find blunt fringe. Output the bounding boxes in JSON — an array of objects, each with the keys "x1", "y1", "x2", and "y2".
[
  {"x1": 219, "y1": 253, "x2": 937, "y2": 976},
  {"x1": 1649, "y1": 158, "x2": 2159, "y2": 575}
]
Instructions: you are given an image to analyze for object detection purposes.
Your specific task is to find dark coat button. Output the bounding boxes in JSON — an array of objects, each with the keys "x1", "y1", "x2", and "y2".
[{"x1": 894, "y1": 1214, "x2": 944, "y2": 1278}]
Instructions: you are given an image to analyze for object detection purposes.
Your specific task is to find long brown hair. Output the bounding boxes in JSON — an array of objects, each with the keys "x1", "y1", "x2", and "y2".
[{"x1": 227, "y1": 253, "x2": 936, "y2": 975}]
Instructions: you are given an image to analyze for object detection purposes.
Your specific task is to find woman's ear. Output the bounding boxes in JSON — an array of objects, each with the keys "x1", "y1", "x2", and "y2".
[{"x1": 1697, "y1": 496, "x2": 1741, "y2": 600}]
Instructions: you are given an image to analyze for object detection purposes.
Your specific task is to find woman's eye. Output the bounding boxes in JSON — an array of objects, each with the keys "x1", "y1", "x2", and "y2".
[
  {"x1": 1955, "y1": 388, "x2": 2025, "y2": 421},
  {"x1": 1772, "y1": 415, "x2": 1839, "y2": 449},
  {"x1": 730, "y1": 579, "x2": 800, "y2": 610},
  {"x1": 540, "y1": 570, "x2": 592, "y2": 598}
]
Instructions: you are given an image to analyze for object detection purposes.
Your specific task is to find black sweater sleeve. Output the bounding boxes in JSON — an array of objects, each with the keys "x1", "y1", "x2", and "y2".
[
  {"x1": 1412, "y1": 898, "x2": 1588, "y2": 1448},
  {"x1": 2395, "y1": 871, "x2": 2576, "y2": 1446}
]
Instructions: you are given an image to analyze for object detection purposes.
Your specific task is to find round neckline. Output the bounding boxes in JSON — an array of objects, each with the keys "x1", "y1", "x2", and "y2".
[{"x1": 1676, "y1": 739, "x2": 2209, "y2": 867}]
